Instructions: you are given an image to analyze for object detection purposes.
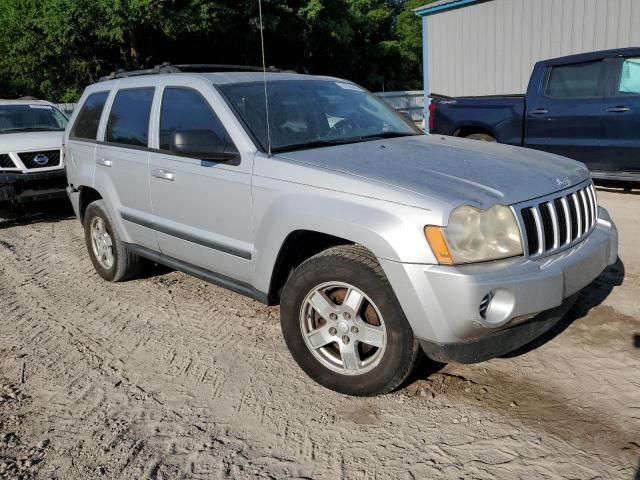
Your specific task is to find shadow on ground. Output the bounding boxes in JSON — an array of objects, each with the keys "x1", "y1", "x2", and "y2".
[
  {"x1": 0, "y1": 200, "x2": 75, "y2": 230},
  {"x1": 595, "y1": 179, "x2": 640, "y2": 195}
]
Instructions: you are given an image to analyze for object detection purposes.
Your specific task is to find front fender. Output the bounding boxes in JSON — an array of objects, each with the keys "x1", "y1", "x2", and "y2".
[{"x1": 251, "y1": 180, "x2": 441, "y2": 294}]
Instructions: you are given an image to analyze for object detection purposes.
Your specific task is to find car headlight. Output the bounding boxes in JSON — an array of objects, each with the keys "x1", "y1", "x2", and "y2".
[{"x1": 425, "y1": 204, "x2": 523, "y2": 265}]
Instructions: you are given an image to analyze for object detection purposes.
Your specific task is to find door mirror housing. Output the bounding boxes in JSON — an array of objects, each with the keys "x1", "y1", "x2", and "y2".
[{"x1": 171, "y1": 129, "x2": 239, "y2": 161}]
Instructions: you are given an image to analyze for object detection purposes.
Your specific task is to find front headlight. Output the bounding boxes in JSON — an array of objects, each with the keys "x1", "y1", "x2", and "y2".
[{"x1": 425, "y1": 204, "x2": 523, "y2": 264}]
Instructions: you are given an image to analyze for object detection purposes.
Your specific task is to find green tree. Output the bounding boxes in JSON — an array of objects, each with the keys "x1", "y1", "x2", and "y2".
[{"x1": 0, "y1": 0, "x2": 428, "y2": 101}]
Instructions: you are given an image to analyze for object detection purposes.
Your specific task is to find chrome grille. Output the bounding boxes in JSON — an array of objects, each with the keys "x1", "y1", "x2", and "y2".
[
  {"x1": 517, "y1": 183, "x2": 598, "y2": 258},
  {"x1": 0, "y1": 154, "x2": 15, "y2": 169}
]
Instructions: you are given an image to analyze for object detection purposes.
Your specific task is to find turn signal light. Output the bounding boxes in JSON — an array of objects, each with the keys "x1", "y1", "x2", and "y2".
[{"x1": 424, "y1": 226, "x2": 453, "y2": 265}]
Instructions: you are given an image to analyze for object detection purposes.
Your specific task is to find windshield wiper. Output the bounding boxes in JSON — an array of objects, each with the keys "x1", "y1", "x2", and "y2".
[
  {"x1": 271, "y1": 132, "x2": 421, "y2": 153},
  {"x1": 356, "y1": 131, "x2": 421, "y2": 140},
  {"x1": 271, "y1": 138, "x2": 358, "y2": 153},
  {"x1": 0, "y1": 127, "x2": 62, "y2": 133}
]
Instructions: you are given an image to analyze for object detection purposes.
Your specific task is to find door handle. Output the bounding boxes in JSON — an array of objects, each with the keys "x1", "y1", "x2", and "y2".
[
  {"x1": 606, "y1": 106, "x2": 631, "y2": 113},
  {"x1": 151, "y1": 169, "x2": 175, "y2": 181},
  {"x1": 530, "y1": 108, "x2": 549, "y2": 115},
  {"x1": 96, "y1": 157, "x2": 112, "y2": 167}
]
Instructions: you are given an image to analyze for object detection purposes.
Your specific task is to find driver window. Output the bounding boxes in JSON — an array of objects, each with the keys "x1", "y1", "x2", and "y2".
[
  {"x1": 618, "y1": 58, "x2": 640, "y2": 95},
  {"x1": 159, "y1": 87, "x2": 233, "y2": 152}
]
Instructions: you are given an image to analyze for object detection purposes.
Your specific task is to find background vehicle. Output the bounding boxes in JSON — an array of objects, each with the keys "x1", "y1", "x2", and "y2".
[
  {"x1": 65, "y1": 65, "x2": 617, "y2": 396},
  {"x1": 0, "y1": 99, "x2": 68, "y2": 215},
  {"x1": 429, "y1": 47, "x2": 640, "y2": 182}
]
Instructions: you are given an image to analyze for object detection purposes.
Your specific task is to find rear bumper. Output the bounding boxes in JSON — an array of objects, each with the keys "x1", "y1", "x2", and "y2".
[
  {"x1": 0, "y1": 169, "x2": 68, "y2": 204},
  {"x1": 380, "y1": 206, "x2": 618, "y2": 350}
]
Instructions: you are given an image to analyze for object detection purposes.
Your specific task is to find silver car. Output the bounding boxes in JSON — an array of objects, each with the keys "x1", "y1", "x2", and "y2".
[{"x1": 64, "y1": 66, "x2": 618, "y2": 396}]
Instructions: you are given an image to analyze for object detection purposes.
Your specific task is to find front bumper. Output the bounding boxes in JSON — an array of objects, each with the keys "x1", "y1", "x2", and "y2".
[
  {"x1": 380, "y1": 206, "x2": 618, "y2": 353},
  {"x1": 0, "y1": 169, "x2": 68, "y2": 204}
]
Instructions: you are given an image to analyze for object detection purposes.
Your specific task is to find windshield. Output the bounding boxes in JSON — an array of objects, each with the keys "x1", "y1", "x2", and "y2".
[
  {"x1": 219, "y1": 80, "x2": 422, "y2": 153},
  {"x1": 0, "y1": 104, "x2": 68, "y2": 134}
]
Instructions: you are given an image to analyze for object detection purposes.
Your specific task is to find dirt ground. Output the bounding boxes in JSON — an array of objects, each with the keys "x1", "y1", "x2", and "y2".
[{"x1": 0, "y1": 187, "x2": 638, "y2": 480}]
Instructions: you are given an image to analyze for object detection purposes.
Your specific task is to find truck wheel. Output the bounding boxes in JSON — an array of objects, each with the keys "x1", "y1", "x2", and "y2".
[
  {"x1": 83, "y1": 200, "x2": 142, "y2": 282},
  {"x1": 466, "y1": 133, "x2": 496, "y2": 142},
  {"x1": 280, "y1": 245, "x2": 421, "y2": 396}
]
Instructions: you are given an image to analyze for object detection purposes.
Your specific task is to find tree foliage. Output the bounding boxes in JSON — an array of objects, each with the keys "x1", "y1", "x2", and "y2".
[{"x1": 0, "y1": 0, "x2": 429, "y2": 101}]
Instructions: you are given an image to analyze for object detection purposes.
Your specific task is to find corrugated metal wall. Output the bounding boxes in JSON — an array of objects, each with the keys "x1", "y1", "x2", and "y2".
[{"x1": 427, "y1": 0, "x2": 640, "y2": 96}]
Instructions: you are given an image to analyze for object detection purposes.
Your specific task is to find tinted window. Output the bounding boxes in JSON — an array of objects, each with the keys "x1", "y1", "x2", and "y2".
[
  {"x1": 70, "y1": 92, "x2": 109, "y2": 140},
  {"x1": 106, "y1": 88, "x2": 154, "y2": 147},
  {"x1": 618, "y1": 57, "x2": 640, "y2": 95},
  {"x1": 0, "y1": 104, "x2": 67, "y2": 134},
  {"x1": 159, "y1": 87, "x2": 231, "y2": 151},
  {"x1": 219, "y1": 80, "x2": 420, "y2": 153},
  {"x1": 546, "y1": 61, "x2": 603, "y2": 98}
]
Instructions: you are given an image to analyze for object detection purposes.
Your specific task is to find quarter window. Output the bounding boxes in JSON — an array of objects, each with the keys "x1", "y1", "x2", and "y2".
[
  {"x1": 159, "y1": 87, "x2": 231, "y2": 152},
  {"x1": 106, "y1": 88, "x2": 154, "y2": 147},
  {"x1": 70, "y1": 91, "x2": 109, "y2": 140},
  {"x1": 618, "y1": 57, "x2": 640, "y2": 95},
  {"x1": 545, "y1": 61, "x2": 603, "y2": 98}
]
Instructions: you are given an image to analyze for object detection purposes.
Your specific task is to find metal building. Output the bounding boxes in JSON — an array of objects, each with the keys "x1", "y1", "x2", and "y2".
[{"x1": 415, "y1": 0, "x2": 640, "y2": 105}]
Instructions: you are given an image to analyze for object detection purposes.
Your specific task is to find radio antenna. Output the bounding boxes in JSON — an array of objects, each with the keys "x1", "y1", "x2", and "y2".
[{"x1": 258, "y1": 0, "x2": 272, "y2": 156}]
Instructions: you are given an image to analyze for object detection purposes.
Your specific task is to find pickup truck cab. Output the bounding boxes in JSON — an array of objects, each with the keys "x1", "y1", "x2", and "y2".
[
  {"x1": 65, "y1": 65, "x2": 618, "y2": 396},
  {"x1": 0, "y1": 99, "x2": 69, "y2": 212},
  {"x1": 430, "y1": 47, "x2": 640, "y2": 182}
]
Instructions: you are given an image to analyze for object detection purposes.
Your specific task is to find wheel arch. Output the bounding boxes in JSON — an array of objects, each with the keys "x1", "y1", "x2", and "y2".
[
  {"x1": 252, "y1": 192, "x2": 439, "y2": 303},
  {"x1": 453, "y1": 125, "x2": 497, "y2": 140},
  {"x1": 266, "y1": 230, "x2": 355, "y2": 305},
  {"x1": 78, "y1": 186, "x2": 103, "y2": 223}
]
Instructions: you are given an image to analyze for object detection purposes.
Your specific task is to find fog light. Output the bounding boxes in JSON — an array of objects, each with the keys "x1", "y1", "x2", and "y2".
[{"x1": 478, "y1": 288, "x2": 516, "y2": 326}]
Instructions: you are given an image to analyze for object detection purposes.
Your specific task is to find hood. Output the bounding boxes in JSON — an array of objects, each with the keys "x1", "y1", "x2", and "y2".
[
  {"x1": 0, "y1": 131, "x2": 64, "y2": 153},
  {"x1": 277, "y1": 134, "x2": 590, "y2": 208}
]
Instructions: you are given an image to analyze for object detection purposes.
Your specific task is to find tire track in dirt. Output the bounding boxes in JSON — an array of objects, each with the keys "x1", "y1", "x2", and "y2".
[{"x1": 0, "y1": 212, "x2": 638, "y2": 479}]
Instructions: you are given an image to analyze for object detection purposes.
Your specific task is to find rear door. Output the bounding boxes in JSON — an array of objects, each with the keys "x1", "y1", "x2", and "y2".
[
  {"x1": 524, "y1": 60, "x2": 606, "y2": 168},
  {"x1": 66, "y1": 91, "x2": 110, "y2": 188},
  {"x1": 94, "y1": 82, "x2": 158, "y2": 250},
  {"x1": 148, "y1": 78, "x2": 255, "y2": 284},
  {"x1": 600, "y1": 56, "x2": 640, "y2": 174}
]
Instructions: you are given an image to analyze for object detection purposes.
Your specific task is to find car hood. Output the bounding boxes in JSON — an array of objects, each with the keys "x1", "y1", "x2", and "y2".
[
  {"x1": 276, "y1": 134, "x2": 590, "y2": 208},
  {"x1": 0, "y1": 131, "x2": 64, "y2": 152}
]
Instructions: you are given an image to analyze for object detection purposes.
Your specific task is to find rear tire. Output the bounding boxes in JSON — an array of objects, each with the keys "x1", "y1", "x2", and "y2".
[
  {"x1": 83, "y1": 200, "x2": 143, "y2": 282},
  {"x1": 466, "y1": 133, "x2": 496, "y2": 142},
  {"x1": 280, "y1": 245, "x2": 421, "y2": 396}
]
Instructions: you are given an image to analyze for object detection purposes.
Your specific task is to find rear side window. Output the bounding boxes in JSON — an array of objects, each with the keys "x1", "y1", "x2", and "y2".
[
  {"x1": 618, "y1": 57, "x2": 640, "y2": 95},
  {"x1": 70, "y1": 91, "x2": 109, "y2": 140},
  {"x1": 545, "y1": 61, "x2": 603, "y2": 98},
  {"x1": 106, "y1": 88, "x2": 154, "y2": 147},
  {"x1": 159, "y1": 87, "x2": 231, "y2": 151}
]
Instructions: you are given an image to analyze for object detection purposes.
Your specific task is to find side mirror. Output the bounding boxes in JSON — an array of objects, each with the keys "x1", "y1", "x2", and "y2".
[{"x1": 171, "y1": 129, "x2": 239, "y2": 161}]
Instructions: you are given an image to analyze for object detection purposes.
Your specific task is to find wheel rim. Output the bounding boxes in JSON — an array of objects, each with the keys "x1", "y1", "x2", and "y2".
[
  {"x1": 90, "y1": 216, "x2": 114, "y2": 270},
  {"x1": 299, "y1": 282, "x2": 387, "y2": 376}
]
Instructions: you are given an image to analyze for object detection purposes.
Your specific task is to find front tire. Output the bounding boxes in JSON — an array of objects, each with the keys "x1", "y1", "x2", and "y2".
[
  {"x1": 280, "y1": 245, "x2": 421, "y2": 396},
  {"x1": 83, "y1": 200, "x2": 142, "y2": 282}
]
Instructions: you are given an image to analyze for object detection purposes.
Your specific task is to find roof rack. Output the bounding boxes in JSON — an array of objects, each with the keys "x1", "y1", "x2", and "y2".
[{"x1": 98, "y1": 62, "x2": 282, "y2": 82}]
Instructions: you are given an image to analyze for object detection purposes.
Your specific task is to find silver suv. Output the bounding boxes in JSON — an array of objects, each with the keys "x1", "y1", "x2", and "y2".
[{"x1": 64, "y1": 65, "x2": 618, "y2": 396}]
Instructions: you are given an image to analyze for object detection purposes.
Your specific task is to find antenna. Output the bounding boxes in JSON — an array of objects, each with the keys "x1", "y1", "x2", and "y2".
[{"x1": 258, "y1": 0, "x2": 272, "y2": 156}]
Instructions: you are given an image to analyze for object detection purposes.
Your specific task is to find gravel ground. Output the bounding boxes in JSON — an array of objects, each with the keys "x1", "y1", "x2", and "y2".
[{"x1": 0, "y1": 188, "x2": 638, "y2": 480}]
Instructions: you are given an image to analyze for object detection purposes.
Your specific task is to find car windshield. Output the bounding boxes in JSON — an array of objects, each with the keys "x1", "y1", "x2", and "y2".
[
  {"x1": 0, "y1": 104, "x2": 68, "y2": 134},
  {"x1": 219, "y1": 80, "x2": 422, "y2": 153}
]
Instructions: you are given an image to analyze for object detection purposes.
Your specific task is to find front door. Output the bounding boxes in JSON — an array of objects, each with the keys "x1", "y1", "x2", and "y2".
[
  {"x1": 524, "y1": 60, "x2": 606, "y2": 169},
  {"x1": 601, "y1": 56, "x2": 640, "y2": 174},
  {"x1": 148, "y1": 85, "x2": 254, "y2": 283}
]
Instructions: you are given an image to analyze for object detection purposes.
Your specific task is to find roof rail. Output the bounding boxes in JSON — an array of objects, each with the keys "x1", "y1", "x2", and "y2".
[{"x1": 98, "y1": 62, "x2": 282, "y2": 82}]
